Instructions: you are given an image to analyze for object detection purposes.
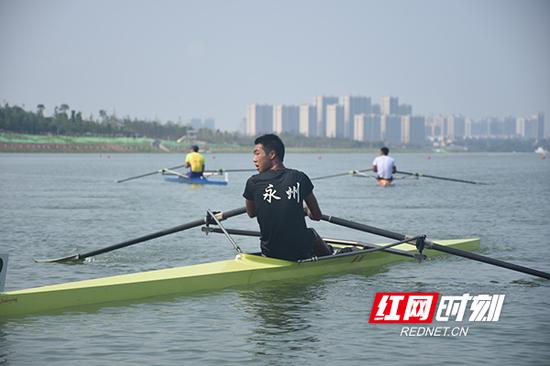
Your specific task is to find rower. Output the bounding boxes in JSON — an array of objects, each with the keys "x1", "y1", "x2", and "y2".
[
  {"x1": 243, "y1": 134, "x2": 332, "y2": 261},
  {"x1": 185, "y1": 145, "x2": 205, "y2": 178},
  {"x1": 372, "y1": 146, "x2": 397, "y2": 183}
]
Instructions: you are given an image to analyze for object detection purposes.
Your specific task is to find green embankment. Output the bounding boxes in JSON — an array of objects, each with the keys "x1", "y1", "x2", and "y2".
[{"x1": 0, "y1": 133, "x2": 159, "y2": 153}]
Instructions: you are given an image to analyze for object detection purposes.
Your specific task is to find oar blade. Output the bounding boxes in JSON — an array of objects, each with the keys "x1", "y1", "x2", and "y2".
[{"x1": 34, "y1": 254, "x2": 83, "y2": 264}]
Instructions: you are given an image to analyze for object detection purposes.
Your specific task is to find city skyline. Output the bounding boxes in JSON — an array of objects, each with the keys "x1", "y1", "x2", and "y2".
[{"x1": 246, "y1": 94, "x2": 545, "y2": 145}]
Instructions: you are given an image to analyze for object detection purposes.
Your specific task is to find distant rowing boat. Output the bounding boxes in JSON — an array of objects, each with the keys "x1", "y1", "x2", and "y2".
[
  {"x1": 161, "y1": 168, "x2": 228, "y2": 186},
  {"x1": 0, "y1": 237, "x2": 479, "y2": 317}
]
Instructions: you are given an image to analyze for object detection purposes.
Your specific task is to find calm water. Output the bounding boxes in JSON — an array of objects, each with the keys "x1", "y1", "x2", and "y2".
[{"x1": 1, "y1": 152, "x2": 549, "y2": 365}]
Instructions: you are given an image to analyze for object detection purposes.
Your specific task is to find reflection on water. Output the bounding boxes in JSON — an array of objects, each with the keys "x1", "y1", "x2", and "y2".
[{"x1": 238, "y1": 279, "x2": 328, "y2": 357}]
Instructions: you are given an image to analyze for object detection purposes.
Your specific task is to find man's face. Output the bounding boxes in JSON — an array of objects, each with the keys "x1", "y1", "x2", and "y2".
[{"x1": 253, "y1": 144, "x2": 273, "y2": 172}]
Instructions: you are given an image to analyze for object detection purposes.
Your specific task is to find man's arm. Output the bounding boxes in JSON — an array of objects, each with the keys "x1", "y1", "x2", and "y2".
[
  {"x1": 245, "y1": 199, "x2": 256, "y2": 218},
  {"x1": 304, "y1": 192, "x2": 322, "y2": 221}
]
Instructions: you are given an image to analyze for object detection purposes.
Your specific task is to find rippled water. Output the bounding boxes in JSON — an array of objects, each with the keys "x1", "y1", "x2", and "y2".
[{"x1": 1, "y1": 152, "x2": 549, "y2": 365}]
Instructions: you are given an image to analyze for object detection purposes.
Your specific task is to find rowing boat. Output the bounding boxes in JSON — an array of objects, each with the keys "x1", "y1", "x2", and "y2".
[
  {"x1": 0, "y1": 237, "x2": 479, "y2": 317},
  {"x1": 164, "y1": 175, "x2": 228, "y2": 186},
  {"x1": 161, "y1": 168, "x2": 228, "y2": 186}
]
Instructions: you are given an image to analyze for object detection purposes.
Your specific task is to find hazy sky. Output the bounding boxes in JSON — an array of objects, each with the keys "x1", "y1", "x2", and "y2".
[{"x1": 1, "y1": 0, "x2": 549, "y2": 131}]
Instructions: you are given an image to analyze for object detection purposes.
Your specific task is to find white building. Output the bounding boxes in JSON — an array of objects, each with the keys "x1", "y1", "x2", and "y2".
[
  {"x1": 314, "y1": 96, "x2": 339, "y2": 137},
  {"x1": 326, "y1": 104, "x2": 344, "y2": 138},
  {"x1": 447, "y1": 114, "x2": 465, "y2": 140},
  {"x1": 380, "y1": 96, "x2": 399, "y2": 115},
  {"x1": 299, "y1": 104, "x2": 317, "y2": 137}
]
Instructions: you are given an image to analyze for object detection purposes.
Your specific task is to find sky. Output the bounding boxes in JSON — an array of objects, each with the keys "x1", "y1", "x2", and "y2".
[{"x1": 1, "y1": 0, "x2": 549, "y2": 132}]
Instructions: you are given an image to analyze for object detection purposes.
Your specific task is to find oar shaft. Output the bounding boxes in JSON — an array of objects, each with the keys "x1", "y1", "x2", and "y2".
[
  {"x1": 429, "y1": 243, "x2": 550, "y2": 279},
  {"x1": 397, "y1": 170, "x2": 485, "y2": 185},
  {"x1": 117, "y1": 164, "x2": 187, "y2": 183},
  {"x1": 312, "y1": 168, "x2": 372, "y2": 181},
  {"x1": 321, "y1": 214, "x2": 550, "y2": 280},
  {"x1": 73, "y1": 207, "x2": 246, "y2": 261},
  {"x1": 204, "y1": 169, "x2": 256, "y2": 173}
]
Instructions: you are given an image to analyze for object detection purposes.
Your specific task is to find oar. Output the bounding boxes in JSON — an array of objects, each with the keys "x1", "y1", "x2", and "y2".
[
  {"x1": 201, "y1": 227, "x2": 417, "y2": 259},
  {"x1": 321, "y1": 214, "x2": 550, "y2": 280},
  {"x1": 34, "y1": 207, "x2": 247, "y2": 264},
  {"x1": 312, "y1": 168, "x2": 373, "y2": 181},
  {"x1": 205, "y1": 168, "x2": 257, "y2": 174},
  {"x1": 116, "y1": 164, "x2": 187, "y2": 183},
  {"x1": 397, "y1": 170, "x2": 488, "y2": 185}
]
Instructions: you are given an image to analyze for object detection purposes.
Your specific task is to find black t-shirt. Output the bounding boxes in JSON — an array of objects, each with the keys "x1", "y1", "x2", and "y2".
[{"x1": 243, "y1": 168, "x2": 314, "y2": 261}]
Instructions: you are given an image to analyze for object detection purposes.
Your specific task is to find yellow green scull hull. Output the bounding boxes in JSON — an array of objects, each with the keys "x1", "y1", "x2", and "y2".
[{"x1": 0, "y1": 238, "x2": 479, "y2": 317}]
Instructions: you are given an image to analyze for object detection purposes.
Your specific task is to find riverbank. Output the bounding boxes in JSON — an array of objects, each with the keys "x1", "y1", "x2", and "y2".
[{"x1": 0, "y1": 133, "x2": 389, "y2": 153}]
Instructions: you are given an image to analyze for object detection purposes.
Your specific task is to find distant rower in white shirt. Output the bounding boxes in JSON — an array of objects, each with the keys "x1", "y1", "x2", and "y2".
[{"x1": 372, "y1": 147, "x2": 397, "y2": 183}]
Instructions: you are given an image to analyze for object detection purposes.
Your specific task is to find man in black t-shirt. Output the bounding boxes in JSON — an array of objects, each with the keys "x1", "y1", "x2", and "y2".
[{"x1": 243, "y1": 134, "x2": 332, "y2": 261}]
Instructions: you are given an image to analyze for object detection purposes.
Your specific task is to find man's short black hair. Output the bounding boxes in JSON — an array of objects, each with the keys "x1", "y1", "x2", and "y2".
[
  {"x1": 381, "y1": 146, "x2": 389, "y2": 155},
  {"x1": 254, "y1": 134, "x2": 285, "y2": 162},
  {"x1": 191, "y1": 145, "x2": 199, "y2": 152}
]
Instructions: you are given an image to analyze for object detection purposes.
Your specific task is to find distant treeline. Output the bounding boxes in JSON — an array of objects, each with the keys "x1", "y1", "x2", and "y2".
[
  {"x1": 0, "y1": 103, "x2": 189, "y2": 140},
  {"x1": 0, "y1": 103, "x2": 378, "y2": 149}
]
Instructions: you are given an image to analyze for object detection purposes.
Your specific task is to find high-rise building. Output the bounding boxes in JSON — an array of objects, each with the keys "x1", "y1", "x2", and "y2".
[
  {"x1": 502, "y1": 116, "x2": 517, "y2": 138},
  {"x1": 353, "y1": 114, "x2": 382, "y2": 142},
  {"x1": 536, "y1": 112, "x2": 545, "y2": 141},
  {"x1": 342, "y1": 96, "x2": 371, "y2": 139},
  {"x1": 299, "y1": 104, "x2": 317, "y2": 137},
  {"x1": 246, "y1": 104, "x2": 273, "y2": 136},
  {"x1": 273, "y1": 105, "x2": 299, "y2": 134},
  {"x1": 401, "y1": 116, "x2": 426, "y2": 145},
  {"x1": 447, "y1": 114, "x2": 465, "y2": 140},
  {"x1": 314, "y1": 96, "x2": 338, "y2": 137},
  {"x1": 398, "y1": 104, "x2": 413, "y2": 116},
  {"x1": 382, "y1": 115, "x2": 402, "y2": 144},
  {"x1": 516, "y1": 116, "x2": 538, "y2": 139},
  {"x1": 203, "y1": 118, "x2": 215, "y2": 130},
  {"x1": 471, "y1": 119, "x2": 490, "y2": 137},
  {"x1": 326, "y1": 104, "x2": 344, "y2": 138},
  {"x1": 380, "y1": 96, "x2": 399, "y2": 115}
]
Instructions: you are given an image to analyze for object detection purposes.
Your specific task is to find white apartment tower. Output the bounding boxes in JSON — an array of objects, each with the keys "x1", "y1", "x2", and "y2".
[
  {"x1": 299, "y1": 104, "x2": 317, "y2": 137},
  {"x1": 326, "y1": 104, "x2": 344, "y2": 138},
  {"x1": 447, "y1": 114, "x2": 466, "y2": 140},
  {"x1": 380, "y1": 96, "x2": 399, "y2": 115},
  {"x1": 314, "y1": 96, "x2": 339, "y2": 137}
]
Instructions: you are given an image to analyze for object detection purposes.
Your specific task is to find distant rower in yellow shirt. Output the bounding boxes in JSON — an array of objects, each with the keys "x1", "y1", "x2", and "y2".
[{"x1": 185, "y1": 145, "x2": 205, "y2": 178}]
